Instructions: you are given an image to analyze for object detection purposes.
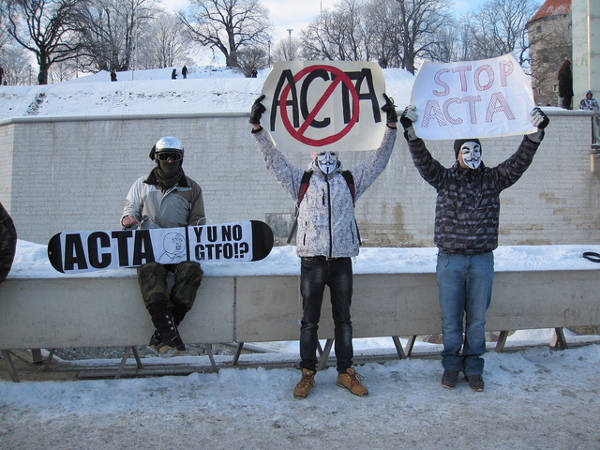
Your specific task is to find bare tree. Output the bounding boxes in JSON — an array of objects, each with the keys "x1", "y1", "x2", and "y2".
[
  {"x1": 301, "y1": 0, "x2": 369, "y2": 62},
  {"x1": 75, "y1": 0, "x2": 157, "y2": 72},
  {"x1": 363, "y1": 0, "x2": 402, "y2": 67},
  {"x1": 235, "y1": 46, "x2": 266, "y2": 76},
  {"x1": 136, "y1": 11, "x2": 191, "y2": 69},
  {"x1": 271, "y1": 35, "x2": 301, "y2": 62},
  {"x1": 394, "y1": 0, "x2": 452, "y2": 74},
  {"x1": 467, "y1": 0, "x2": 540, "y2": 65},
  {"x1": 4, "y1": 0, "x2": 85, "y2": 84},
  {"x1": 179, "y1": 0, "x2": 271, "y2": 68},
  {"x1": 0, "y1": 43, "x2": 31, "y2": 85}
]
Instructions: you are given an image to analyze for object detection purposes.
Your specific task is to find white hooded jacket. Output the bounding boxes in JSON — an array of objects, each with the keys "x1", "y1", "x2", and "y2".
[{"x1": 254, "y1": 127, "x2": 396, "y2": 258}]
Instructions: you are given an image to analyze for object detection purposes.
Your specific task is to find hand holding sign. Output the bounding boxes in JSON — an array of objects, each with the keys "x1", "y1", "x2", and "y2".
[
  {"x1": 527, "y1": 107, "x2": 550, "y2": 143},
  {"x1": 249, "y1": 95, "x2": 266, "y2": 126},
  {"x1": 400, "y1": 105, "x2": 418, "y2": 141},
  {"x1": 381, "y1": 94, "x2": 398, "y2": 125}
]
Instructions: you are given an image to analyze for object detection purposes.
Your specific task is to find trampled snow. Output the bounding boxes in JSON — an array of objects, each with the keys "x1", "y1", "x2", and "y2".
[{"x1": 1, "y1": 66, "x2": 600, "y2": 449}]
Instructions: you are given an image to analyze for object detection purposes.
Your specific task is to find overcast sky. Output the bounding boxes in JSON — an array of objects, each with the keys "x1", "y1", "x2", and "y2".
[{"x1": 161, "y1": 0, "x2": 488, "y2": 45}]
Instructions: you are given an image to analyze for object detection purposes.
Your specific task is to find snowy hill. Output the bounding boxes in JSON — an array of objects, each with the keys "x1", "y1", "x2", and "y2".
[{"x1": 0, "y1": 65, "x2": 415, "y2": 120}]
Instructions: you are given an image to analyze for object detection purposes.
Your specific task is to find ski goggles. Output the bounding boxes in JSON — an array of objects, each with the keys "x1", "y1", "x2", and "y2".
[{"x1": 156, "y1": 152, "x2": 183, "y2": 162}]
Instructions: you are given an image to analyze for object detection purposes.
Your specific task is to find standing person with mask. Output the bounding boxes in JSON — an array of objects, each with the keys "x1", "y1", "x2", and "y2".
[
  {"x1": 399, "y1": 105, "x2": 549, "y2": 392},
  {"x1": 249, "y1": 94, "x2": 398, "y2": 398},
  {"x1": 121, "y1": 137, "x2": 205, "y2": 357}
]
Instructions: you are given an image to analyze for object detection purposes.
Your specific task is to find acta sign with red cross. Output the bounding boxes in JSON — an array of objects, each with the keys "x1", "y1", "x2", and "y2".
[{"x1": 261, "y1": 61, "x2": 388, "y2": 152}]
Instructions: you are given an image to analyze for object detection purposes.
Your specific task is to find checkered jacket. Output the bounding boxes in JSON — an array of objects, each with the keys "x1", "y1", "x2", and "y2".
[{"x1": 407, "y1": 135, "x2": 542, "y2": 254}]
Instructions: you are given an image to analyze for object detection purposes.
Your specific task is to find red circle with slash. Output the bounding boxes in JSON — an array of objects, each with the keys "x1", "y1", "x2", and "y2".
[{"x1": 279, "y1": 65, "x2": 360, "y2": 147}]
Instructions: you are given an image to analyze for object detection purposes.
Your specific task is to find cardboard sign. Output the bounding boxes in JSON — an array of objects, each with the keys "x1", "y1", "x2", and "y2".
[
  {"x1": 47, "y1": 221, "x2": 275, "y2": 274},
  {"x1": 411, "y1": 53, "x2": 536, "y2": 140},
  {"x1": 261, "y1": 61, "x2": 388, "y2": 152}
]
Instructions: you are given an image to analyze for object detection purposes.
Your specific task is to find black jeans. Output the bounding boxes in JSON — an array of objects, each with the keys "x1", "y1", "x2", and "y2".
[{"x1": 299, "y1": 257, "x2": 353, "y2": 374}]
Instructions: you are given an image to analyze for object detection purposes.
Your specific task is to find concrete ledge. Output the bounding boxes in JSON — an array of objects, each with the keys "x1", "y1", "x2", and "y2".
[{"x1": 1, "y1": 269, "x2": 598, "y2": 351}]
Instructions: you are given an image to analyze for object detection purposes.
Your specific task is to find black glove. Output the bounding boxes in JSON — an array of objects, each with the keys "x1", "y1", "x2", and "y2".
[
  {"x1": 400, "y1": 105, "x2": 417, "y2": 130},
  {"x1": 249, "y1": 95, "x2": 266, "y2": 125},
  {"x1": 530, "y1": 107, "x2": 549, "y2": 129},
  {"x1": 381, "y1": 94, "x2": 397, "y2": 125},
  {"x1": 527, "y1": 108, "x2": 549, "y2": 143}
]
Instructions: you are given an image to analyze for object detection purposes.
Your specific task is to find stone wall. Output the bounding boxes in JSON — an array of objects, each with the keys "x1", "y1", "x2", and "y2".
[{"x1": 1, "y1": 109, "x2": 599, "y2": 247}]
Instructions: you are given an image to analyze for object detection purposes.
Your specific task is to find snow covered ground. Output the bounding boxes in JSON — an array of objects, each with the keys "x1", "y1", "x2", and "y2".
[
  {"x1": 3, "y1": 239, "x2": 600, "y2": 449},
  {"x1": 1, "y1": 66, "x2": 600, "y2": 448},
  {"x1": 0, "y1": 65, "x2": 415, "y2": 120}
]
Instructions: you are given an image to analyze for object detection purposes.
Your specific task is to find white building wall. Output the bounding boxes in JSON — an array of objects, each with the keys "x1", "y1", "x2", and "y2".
[
  {"x1": 572, "y1": 0, "x2": 600, "y2": 101},
  {"x1": 1, "y1": 109, "x2": 599, "y2": 247}
]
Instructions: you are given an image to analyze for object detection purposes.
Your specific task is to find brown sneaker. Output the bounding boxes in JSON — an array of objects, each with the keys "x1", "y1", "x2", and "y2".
[
  {"x1": 293, "y1": 368, "x2": 316, "y2": 398},
  {"x1": 337, "y1": 367, "x2": 368, "y2": 396}
]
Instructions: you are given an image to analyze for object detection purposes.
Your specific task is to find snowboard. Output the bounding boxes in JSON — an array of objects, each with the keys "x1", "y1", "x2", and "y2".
[{"x1": 48, "y1": 220, "x2": 274, "y2": 274}]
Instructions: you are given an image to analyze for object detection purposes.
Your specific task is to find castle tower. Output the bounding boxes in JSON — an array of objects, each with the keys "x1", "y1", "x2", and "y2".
[{"x1": 526, "y1": 0, "x2": 572, "y2": 106}]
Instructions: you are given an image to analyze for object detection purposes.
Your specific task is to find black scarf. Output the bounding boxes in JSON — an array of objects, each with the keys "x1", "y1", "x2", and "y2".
[{"x1": 148, "y1": 166, "x2": 185, "y2": 190}]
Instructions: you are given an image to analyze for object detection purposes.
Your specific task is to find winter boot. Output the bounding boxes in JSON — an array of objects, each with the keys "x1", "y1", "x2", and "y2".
[
  {"x1": 441, "y1": 369, "x2": 459, "y2": 389},
  {"x1": 147, "y1": 304, "x2": 185, "y2": 358},
  {"x1": 465, "y1": 374, "x2": 485, "y2": 392},
  {"x1": 337, "y1": 367, "x2": 368, "y2": 396},
  {"x1": 148, "y1": 330, "x2": 161, "y2": 355},
  {"x1": 293, "y1": 368, "x2": 316, "y2": 398}
]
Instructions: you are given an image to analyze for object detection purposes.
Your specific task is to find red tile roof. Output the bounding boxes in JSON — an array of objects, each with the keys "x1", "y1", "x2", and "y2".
[{"x1": 529, "y1": 0, "x2": 571, "y2": 23}]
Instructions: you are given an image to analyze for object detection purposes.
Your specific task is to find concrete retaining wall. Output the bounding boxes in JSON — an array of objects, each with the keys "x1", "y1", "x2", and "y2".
[
  {"x1": 1, "y1": 268, "x2": 599, "y2": 350},
  {"x1": 1, "y1": 109, "x2": 599, "y2": 247}
]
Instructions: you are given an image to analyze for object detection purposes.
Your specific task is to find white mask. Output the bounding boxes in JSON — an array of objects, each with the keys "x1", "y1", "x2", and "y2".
[
  {"x1": 460, "y1": 142, "x2": 481, "y2": 170},
  {"x1": 316, "y1": 151, "x2": 338, "y2": 174}
]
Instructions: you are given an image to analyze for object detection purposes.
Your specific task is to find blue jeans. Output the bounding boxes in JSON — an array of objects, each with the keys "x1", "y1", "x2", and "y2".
[
  {"x1": 436, "y1": 250, "x2": 494, "y2": 376},
  {"x1": 299, "y1": 257, "x2": 353, "y2": 374}
]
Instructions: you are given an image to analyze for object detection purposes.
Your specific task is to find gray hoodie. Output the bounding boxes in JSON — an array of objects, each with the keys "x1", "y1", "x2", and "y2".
[{"x1": 254, "y1": 126, "x2": 396, "y2": 258}]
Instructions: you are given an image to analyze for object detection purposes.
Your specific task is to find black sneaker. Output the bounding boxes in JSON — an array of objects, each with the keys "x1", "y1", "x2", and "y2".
[
  {"x1": 465, "y1": 374, "x2": 485, "y2": 392},
  {"x1": 441, "y1": 369, "x2": 459, "y2": 389}
]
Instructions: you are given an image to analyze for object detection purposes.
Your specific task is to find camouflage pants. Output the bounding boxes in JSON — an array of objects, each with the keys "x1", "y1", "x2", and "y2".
[{"x1": 138, "y1": 261, "x2": 203, "y2": 323}]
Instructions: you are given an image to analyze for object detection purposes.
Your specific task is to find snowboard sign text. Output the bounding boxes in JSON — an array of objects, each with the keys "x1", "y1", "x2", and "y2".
[{"x1": 48, "y1": 221, "x2": 274, "y2": 274}]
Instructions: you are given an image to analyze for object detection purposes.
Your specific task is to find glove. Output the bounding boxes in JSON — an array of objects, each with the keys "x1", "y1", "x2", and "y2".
[
  {"x1": 530, "y1": 107, "x2": 549, "y2": 129},
  {"x1": 400, "y1": 105, "x2": 418, "y2": 130},
  {"x1": 527, "y1": 107, "x2": 549, "y2": 143},
  {"x1": 400, "y1": 105, "x2": 419, "y2": 141},
  {"x1": 249, "y1": 95, "x2": 266, "y2": 125},
  {"x1": 381, "y1": 94, "x2": 398, "y2": 125}
]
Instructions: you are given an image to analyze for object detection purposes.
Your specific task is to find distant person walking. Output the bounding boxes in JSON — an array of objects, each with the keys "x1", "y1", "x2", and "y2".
[
  {"x1": 172, "y1": 69, "x2": 177, "y2": 80},
  {"x1": 0, "y1": 65, "x2": 4, "y2": 86},
  {"x1": 182, "y1": 65, "x2": 188, "y2": 79},
  {"x1": 558, "y1": 60, "x2": 573, "y2": 110},
  {"x1": 110, "y1": 70, "x2": 117, "y2": 82}
]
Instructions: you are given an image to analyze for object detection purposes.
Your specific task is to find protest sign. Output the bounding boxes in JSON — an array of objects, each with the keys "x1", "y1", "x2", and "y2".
[
  {"x1": 261, "y1": 61, "x2": 388, "y2": 151},
  {"x1": 47, "y1": 221, "x2": 274, "y2": 274},
  {"x1": 411, "y1": 53, "x2": 536, "y2": 140}
]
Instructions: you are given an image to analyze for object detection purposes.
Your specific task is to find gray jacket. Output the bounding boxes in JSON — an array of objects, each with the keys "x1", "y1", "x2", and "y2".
[
  {"x1": 121, "y1": 171, "x2": 206, "y2": 229},
  {"x1": 254, "y1": 126, "x2": 396, "y2": 258}
]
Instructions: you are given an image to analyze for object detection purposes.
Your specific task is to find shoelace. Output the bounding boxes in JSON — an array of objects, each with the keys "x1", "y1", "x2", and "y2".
[
  {"x1": 348, "y1": 371, "x2": 364, "y2": 386},
  {"x1": 298, "y1": 372, "x2": 314, "y2": 387}
]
